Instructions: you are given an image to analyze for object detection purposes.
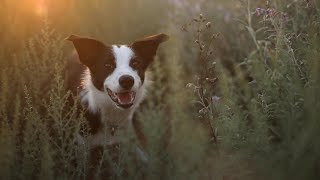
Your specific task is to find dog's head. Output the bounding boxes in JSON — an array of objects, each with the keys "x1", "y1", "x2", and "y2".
[{"x1": 67, "y1": 34, "x2": 169, "y2": 109}]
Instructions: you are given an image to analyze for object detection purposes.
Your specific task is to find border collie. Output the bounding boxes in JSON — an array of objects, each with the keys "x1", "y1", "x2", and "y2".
[{"x1": 65, "y1": 33, "x2": 169, "y2": 178}]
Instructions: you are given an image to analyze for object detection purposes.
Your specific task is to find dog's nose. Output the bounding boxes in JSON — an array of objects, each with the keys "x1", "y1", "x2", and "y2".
[{"x1": 119, "y1": 75, "x2": 134, "y2": 90}]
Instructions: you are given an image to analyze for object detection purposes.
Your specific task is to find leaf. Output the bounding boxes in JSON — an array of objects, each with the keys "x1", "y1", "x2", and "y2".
[{"x1": 246, "y1": 26, "x2": 260, "y2": 50}]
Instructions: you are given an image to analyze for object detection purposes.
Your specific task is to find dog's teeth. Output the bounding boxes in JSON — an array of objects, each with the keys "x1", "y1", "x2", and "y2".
[{"x1": 107, "y1": 89, "x2": 136, "y2": 107}]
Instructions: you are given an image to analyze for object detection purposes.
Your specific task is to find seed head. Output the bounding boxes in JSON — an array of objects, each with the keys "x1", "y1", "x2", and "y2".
[
  {"x1": 186, "y1": 83, "x2": 194, "y2": 88},
  {"x1": 181, "y1": 25, "x2": 188, "y2": 32},
  {"x1": 206, "y1": 77, "x2": 218, "y2": 83},
  {"x1": 206, "y1": 22, "x2": 211, "y2": 28}
]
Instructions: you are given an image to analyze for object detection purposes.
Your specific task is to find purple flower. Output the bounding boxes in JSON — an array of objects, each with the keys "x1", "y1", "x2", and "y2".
[
  {"x1": 283, "y1": 13, "x2": 289, "y2": 23},
  {"x1": 212, "y1": 96, "x2": 221, "y2": 104},
  {"x1": 266, "y1": 8, "x2": 276, "y2": 17},
  {"x1": 255, "y1": 8, "x2": 265, "y2": 16}
]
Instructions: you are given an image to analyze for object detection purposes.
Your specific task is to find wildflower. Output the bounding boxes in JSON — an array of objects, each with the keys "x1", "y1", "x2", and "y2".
[
  {"x1": 255, "y1": 7, "x2": 276, "y2": 18},
  {"x1": 283, "y1": 13, "x2": 289, "y2": 23},
  {"x1": 266, "y1": 8, "x2": 276, "y2": 17},
  {"x1": 255, "y1": 8, "x2": 265, "y2": 16},
  {"x1": 212, "y1": 96, "x2": 221, "y2": 104}
]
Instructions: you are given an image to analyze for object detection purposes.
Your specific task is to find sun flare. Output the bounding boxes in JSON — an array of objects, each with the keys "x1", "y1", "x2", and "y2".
[{"x1": 35, "y1": 0, "x2": 48, "y2": 17}]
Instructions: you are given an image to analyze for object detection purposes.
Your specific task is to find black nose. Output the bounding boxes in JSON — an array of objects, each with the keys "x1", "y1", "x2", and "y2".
[{"x1": 119, "y1": 75, "x2": 134, "y2": 90}]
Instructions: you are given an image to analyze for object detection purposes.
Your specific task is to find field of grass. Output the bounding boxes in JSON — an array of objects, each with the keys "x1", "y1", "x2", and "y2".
[{"x1": 0, "y1": 0, "x2": 320, "y2": 179}]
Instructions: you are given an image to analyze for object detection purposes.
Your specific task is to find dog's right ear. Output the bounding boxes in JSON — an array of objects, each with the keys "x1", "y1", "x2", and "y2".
[{"x1": 66, "y1": 35, "x2": 107, "y2": 67}]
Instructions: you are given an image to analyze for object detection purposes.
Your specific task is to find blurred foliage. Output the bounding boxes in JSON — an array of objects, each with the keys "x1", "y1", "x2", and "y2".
[{"x1": 0, "y1": 0, "x2": 320, "y2": 179}]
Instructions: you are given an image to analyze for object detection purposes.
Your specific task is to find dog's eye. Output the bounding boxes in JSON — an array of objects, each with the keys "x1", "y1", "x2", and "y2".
[
  {"x1": 105, "y1": 64, "x2": 114, "y2": 69},
  {"x1": 131, "y1": 61, "x2": 140, "y2": 68}
]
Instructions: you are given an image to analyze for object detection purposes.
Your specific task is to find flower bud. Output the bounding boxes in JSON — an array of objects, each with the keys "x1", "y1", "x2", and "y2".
[
  {"x1": 186, "y1": 83, "x2": 194, "y2": 88},
  {"x1": 206, "y1": 22, "x2": 211, "y2": 28}
]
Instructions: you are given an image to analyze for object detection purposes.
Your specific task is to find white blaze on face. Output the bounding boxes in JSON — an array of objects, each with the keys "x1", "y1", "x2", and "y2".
[
  {"x1": 104, "y1": 45, "x2": 141, "y2": 92},
  {"x1": 103, "y1": 45, "x2": 142, "y2": 108}
]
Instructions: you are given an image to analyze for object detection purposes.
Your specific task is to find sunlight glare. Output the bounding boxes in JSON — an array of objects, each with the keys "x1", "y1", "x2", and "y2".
[{"x1": 35, "y1": 0, "x2": 48, "y2": 17}]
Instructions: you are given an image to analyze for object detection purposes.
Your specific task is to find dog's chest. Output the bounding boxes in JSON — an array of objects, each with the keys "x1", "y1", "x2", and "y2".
[
  {"x1": 91, "y1": 107, "x2": 134, "y2": 146},
  {"x1": 79, "y1": 88, "x2": 134, "y2": 147},
  {"x1": 100, "y1": 107, "x2": 132, "y2": 126}
]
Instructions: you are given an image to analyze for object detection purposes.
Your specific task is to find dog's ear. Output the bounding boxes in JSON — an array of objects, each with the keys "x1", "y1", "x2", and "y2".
[
  {"x1": 131, "y1": 33, "x2": 169, "y2": 61},
  {"x1": 66, "y1": 35, "x2": 108, "y2": 67}
]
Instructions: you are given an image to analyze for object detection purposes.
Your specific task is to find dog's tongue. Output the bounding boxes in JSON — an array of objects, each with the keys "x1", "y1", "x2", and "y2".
[{"x1": 117, "y1": 92, "x2": 132, "y2": 104}]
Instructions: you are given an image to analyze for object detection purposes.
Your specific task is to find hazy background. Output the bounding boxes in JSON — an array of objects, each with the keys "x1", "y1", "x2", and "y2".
[{"x1": 0, "y1": 0, "x2": 319, "y2": 179}]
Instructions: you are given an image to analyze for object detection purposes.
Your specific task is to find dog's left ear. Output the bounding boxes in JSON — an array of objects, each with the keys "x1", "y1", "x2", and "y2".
[
  {"x1": 131, "y1": 33, "x2": 169, "y2": 60},
  {"x1": 66, "y1": 35, "x2": 108, "y2": 67}
]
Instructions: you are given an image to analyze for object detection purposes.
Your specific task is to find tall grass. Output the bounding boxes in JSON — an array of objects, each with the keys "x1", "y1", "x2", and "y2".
[{"x1": 0, "y1": 0, "x2": 319, "y2": 179}]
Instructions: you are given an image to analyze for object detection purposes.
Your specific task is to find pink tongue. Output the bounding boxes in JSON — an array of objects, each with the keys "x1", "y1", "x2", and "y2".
[{"x1": 117, "y1": 93, "x2": 132, "y2": 104}]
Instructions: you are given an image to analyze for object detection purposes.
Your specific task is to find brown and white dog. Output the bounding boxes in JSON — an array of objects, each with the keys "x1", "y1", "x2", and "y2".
[{"x1": 65, "y1": 33, "x2": 169, "y2": 178}]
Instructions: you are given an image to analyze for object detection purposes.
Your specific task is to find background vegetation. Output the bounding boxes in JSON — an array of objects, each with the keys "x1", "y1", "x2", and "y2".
[{"x1": 0, "y1": 0, "x2": 319, "y2": 179}]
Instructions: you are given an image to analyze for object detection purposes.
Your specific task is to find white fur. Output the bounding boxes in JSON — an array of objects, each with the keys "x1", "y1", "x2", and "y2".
[{"x1": 104, "y1": 45, "x2": 142, "y2": 93}]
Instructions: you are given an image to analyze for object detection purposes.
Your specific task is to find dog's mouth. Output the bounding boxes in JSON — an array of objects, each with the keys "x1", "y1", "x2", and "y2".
[{"x1": 106, "y1": 88, "x2": 136, "y2": 109}]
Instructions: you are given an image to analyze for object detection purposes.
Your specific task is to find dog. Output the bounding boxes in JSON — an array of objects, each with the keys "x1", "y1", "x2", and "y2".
[{"x1": 65, "y1": 33, "x2": 169, "y2": 179}]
